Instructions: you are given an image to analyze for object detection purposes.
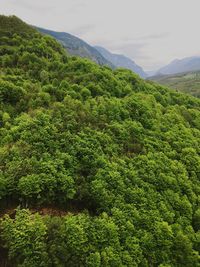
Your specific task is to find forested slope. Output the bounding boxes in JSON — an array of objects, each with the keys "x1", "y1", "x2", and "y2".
[
  {"x1": 149, "y1": 71, "x2": 200, "y2": 98},
  {"x1": 0, "y1": 15, "x2": 200, "y2": 267},
  {"x1": 37, "y1": 27, "x2": 114, "y2": 68}
]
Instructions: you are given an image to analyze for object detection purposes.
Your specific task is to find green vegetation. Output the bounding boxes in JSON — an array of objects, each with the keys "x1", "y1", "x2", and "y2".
[
  {"x1": 0, "y1": 15, "x2": 36, "y2": 35},
  {"x1": 0, "y1": 15, "x2": 200, "y2": 266},
  {"x1": 149, "y1": 71, "x2": 200, "y2": 98},
  {"x1": 37, "y1": 27, "x2": 114, "y2": 68}
]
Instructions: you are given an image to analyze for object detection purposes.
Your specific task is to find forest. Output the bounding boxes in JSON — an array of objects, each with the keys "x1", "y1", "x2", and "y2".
[{"x1": 0, "y1": 15, "x2": 200, "y2": 266}]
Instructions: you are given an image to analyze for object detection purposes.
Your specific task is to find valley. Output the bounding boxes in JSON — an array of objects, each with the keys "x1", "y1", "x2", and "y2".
[{"x1": 149, "y1": 70, "x2": 200, "y2": 98}]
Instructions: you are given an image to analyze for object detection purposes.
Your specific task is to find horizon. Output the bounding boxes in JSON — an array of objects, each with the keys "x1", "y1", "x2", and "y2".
[{"x1": 1, "y1": 0, "x2": 200, "y2": 71}]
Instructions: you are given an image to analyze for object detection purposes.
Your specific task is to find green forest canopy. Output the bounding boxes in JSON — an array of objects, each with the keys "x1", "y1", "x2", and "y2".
[{"x1": 0, "y1": 15, "x2": 200, "y2": 267}]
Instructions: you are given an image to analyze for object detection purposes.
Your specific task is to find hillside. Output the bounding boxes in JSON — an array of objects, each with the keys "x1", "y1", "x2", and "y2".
[
  {"x1": 37, "y1": 27, "x2": 114, "y2": 68},
  {"x1": 95, "y1": 46, "x2": 147, "y2": 78},
  {"x1": 158, "y1": 56, "x2": 200, "y2": 75},
  {"x1": 149, "y1": 70, "x2": 200, "y2": 98},
  {"x1": 0, "y1": 15, "x2": 200, "y2": 267},
  {"x1": 0, "y1": 15, "x2": 36, "y2": 34}
]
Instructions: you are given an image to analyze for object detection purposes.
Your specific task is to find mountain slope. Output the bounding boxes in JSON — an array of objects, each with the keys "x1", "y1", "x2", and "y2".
[
  {"x1": 95, "y1": 45, "x2": 147, "y2": 78},
  {"x1": 0, "y1": 15, "x2": 200, "y2": 267},
  {"x1": 149, "y1": 70, "x2": 200, "y2": 97},
  {"x1": 158, "y1": 56, "x2": 200, "y2": 75},
  {"x1": 37, "y1": 27, "x2": 114, "y2": 67}
]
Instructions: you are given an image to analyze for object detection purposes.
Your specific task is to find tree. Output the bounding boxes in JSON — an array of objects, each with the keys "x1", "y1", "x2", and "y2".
[{"x1": 1, "y1": 209, "x2": 48, "y2": 267}]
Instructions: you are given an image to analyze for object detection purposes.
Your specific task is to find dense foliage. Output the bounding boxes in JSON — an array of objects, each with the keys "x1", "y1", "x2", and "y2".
[{"x1": 0, "y1": 15, "x2": 200, "y2": 266}]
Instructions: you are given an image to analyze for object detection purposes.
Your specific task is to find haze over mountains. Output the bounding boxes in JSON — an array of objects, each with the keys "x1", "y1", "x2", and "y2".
[
  {"x1": 37, "y1": 27, "x2": 114, "y2": 68},
  {"x1": 2, "y1": 14, "x2": 200, "y2": 89},
  {"x1": 37, "y1": 26, "x2": 147, "y2": 78},
  {"x1": 37, "y1": 26, "x2": 200, "y2": 80},
  {"x1": 149, "y1": 56, "x2": 200, "y2": 97},
  {"x1": 28, "y1": 25, "x2": 200, "y2": 81},
  {"x1": 157, "y1": 56, "x2": 200, "y2": 76},
  {"x1": 95, "y1": 46, "x2": 147, "y2": 78}
]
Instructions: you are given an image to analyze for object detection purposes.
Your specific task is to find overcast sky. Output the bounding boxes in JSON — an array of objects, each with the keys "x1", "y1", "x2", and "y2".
[{"x1": 1, "y1": 0, "x2": 200, "y2": 71}]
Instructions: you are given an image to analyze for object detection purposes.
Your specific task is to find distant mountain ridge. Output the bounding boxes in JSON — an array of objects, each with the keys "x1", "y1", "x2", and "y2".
[
  {"x1": 95, "y1": 46, "x2": 147, "y2": 78},
  {"x1": 37, "y1": 27, "x2": 114, "y2": 68},
  {"x1": 37, "y1": 27, "x2": 146, "y2": 78},
  {"x1": 158, "y1": 56, "x2": 200, "y2": 75}
]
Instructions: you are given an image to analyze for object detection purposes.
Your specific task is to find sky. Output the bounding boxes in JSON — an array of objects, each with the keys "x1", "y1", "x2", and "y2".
[{"x1": 1, "y1": 0, "x2": 200, "y2": 71}]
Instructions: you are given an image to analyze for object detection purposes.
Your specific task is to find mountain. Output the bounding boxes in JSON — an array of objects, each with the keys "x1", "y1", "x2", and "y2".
[
  {"x1": 146, "y1": 70, "x2": 157, "y2": 77},
  {"x1": 95, "y1": 46, "x2": 147, "y2": 78},
  {"x1": 37, "y1": 28, "x2": 147, "y2": 78},
  {"x1": 158, "y1": 56, "x2": 200, "y2": 75},
  {"x1": 1, "y1": 15, "x2": 200, "y2": 267},
  {"x1": 37, "y1": 27, "x2": 114, "y2": 67},
  {"x1": 149, "y1": 70, "x2": 200, "y2": 98}
]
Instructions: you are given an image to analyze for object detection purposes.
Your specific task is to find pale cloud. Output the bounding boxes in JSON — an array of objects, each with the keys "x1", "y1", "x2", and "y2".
[
  {"x1": 71, "y1": 24, "x2": 96, "y2": 36},
  {"x1": 1, "y1": 0, "x2": 200, "y2": 70}
]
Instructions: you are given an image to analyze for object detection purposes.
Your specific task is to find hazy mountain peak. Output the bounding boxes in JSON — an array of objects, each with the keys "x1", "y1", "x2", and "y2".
[
  {"x1": 95, "y1": 46, "x2": 147, "y2": 78},
  {"x1": 158, "y1": 56, "x2": 200, "y2": 75},
  {"x1": 37, "y1": 27, "x2": 114, "y2": 68}
]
